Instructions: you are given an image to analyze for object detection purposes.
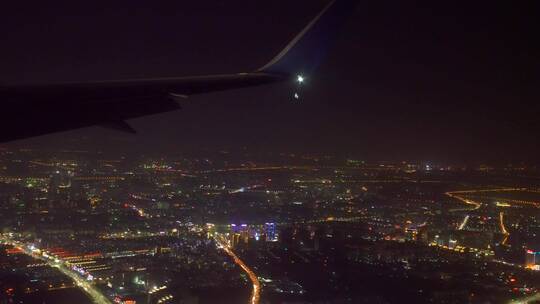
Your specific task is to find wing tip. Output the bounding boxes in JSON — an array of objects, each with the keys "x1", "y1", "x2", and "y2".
[{"x1": 258, "y1": 0, "x2": 358, "y2": 75}]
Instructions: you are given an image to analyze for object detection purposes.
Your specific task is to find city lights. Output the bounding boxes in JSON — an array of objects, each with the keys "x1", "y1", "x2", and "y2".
[{"x1": 1, "y1": 150, "x2": 540, "y2": 304}]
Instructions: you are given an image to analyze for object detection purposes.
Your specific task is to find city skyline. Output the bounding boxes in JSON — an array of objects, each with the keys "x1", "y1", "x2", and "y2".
[
  {"x1": 2, "y1": 148, "x2": 540, "y2": 303},
  {"x1": 1, "y1": 1, "x2": 540, "y2": 303}
]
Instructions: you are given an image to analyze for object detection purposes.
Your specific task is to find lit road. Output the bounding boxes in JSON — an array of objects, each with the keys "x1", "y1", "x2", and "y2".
[
  {"x1": 448, "y1": 191, "x2": 514, "y2": 244},
  {"x1": 499, "y1": 211, "x2": 509, "y2": 235},
  {"x1": 500, "y1": 211, "x2": 510, "y2": 246},
  {"x1": 445, "y1": 191, "x2": 482, "y2": 211},
  {"x1": 214, "y1": 234, "x2": 260, "y2": 304},
  {"x1": 52, "y1": 263, "x2": 111, "y2": 304},
  {"x1": 446, "y1": 188, "x2": 540, "y2": 208},
  {"x1": 446, "y1": 191, "x2": 481, "y2": 232},
  {"x1": 0, "y1": 235, "x2": 111, "y2": 304},
  {"x1": 458, "y1": 215, "x2": 470, "y2": 230}
]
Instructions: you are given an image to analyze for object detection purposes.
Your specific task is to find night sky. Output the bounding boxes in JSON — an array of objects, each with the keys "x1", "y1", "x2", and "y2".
[{"x1": 2, "y1": 1, "x2": 539, "y2": 163}]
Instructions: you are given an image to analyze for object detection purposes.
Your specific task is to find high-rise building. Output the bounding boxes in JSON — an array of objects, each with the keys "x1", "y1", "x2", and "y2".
[
  {"x1": 230, "y1": 233, "x2": 241, "y2": 248},
  {"x1": 525, "y1": 249, "x2": 540, "y2": 270},
  {"x1": 265, "y1": 222, "x2": 278, "y2": 242}
]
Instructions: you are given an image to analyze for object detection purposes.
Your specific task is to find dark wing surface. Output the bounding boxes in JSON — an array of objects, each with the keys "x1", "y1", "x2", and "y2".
[{"x1": 0, "y1": 0, "x2": 356, "y2": 142}]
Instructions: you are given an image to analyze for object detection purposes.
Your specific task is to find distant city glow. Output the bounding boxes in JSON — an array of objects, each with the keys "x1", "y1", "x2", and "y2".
[{"x1": 2, "y1": 150, "x2": 540, "y2": 304}]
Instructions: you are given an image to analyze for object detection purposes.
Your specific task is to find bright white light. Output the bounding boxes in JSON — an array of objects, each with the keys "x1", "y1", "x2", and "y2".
[
  {"x1": 297, "y1": 75, "x2": 304, "y2": 83},
  {"x1": 294, "y1": 93, "x2": 299, "y2": 99}
]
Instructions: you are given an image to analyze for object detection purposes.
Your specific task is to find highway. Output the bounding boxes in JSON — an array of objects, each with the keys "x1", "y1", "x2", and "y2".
[
  {"x1": 214, "y1": 234, "x2": 260, "y2": 304},
  {"x1": 446, "y1": 191, "x2": 479, "y2": 231},
  {"x1": 445, "y1": 191, "x2": 482, "y2": 211},
  {"x1": 52, "y1": 263, "x2": 111, "y2": 304},
  {"x1": 446, "y1": 188, "x2": 540, "y2": 209},
  {"x1": 458, "y1": 215, "x2": 470, "y2": 230},
  {"x1": 448, "y1": 190, "x2": 514, "y2": 245},
  {"x1": 0, "y1": 235, "x2": 111, "y2": 304},
  {"x1": 499, "y1": 211, "x2": 509, "y2": 235},
  {"x1": 498, "y1": 211, "x2": 510, "y2": 246}
]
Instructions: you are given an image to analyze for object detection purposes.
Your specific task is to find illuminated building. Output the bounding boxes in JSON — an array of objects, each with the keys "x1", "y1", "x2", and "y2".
[
  {"x1": 405, "y1": 228, "x2": 418, "y2": 241},
  {"x1": 240, "y1": 230, "x2": 249, "y2": 244},
  {"x1": 230, "y1": 233, "x2": 241, "y2": 248},
  {"x1": 206, "y1": 223, "x2": 216, "y2": 239},
  {"x1": 230, "y1": 223, "x2": 240, "y2": 234},
  {"x1": 265, "y1": 222, "x2": 278, "y2": 242},
  {"x1": 525, "y1": 249, "x2": 540, "y2": 270},
  {"x1": 113, "y1": 296, "x2": 136, "y2": 304}
]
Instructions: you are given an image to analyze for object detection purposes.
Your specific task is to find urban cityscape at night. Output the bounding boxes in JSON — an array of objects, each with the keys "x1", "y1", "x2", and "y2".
[
  {"x1": 1, "y1": 0, "x2": 539, "y2": 303},
  {"x1": 1, "y1": 149, "x2": 540, "y2": 303}
]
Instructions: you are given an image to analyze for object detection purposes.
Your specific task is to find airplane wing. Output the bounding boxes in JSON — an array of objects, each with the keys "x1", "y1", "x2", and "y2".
[{"x1": 0, "y1": 0, "x2": 356, "y2": 143}]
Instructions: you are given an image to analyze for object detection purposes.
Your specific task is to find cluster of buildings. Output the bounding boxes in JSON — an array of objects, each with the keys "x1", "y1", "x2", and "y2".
[{"x1": 1, "y1": 149, "x2": 540, "y2": 303}]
